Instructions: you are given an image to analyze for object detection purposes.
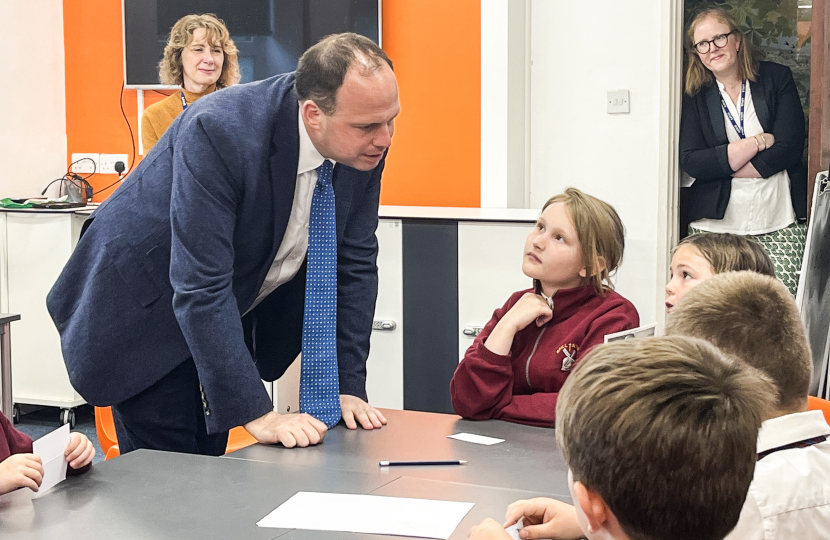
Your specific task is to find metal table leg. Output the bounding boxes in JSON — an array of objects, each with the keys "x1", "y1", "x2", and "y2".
[{"x1": 0, "y1": 314, "x2": 21, "y2": 419}]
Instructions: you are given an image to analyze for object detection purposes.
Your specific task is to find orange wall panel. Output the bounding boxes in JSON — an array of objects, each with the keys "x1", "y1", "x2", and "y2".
[
  {"x1": 380, "y1": 0, "x2": 480, "y2": 207},
  {"x1": 64, "y1": 0, "x2": 480, "y2": 207},
  {"x1": 65, "y1": 1, "x2": 134, "y2": 200}
]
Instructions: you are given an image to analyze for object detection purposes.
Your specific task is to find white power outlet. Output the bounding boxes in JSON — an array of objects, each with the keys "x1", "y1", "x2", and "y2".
[
  {"x1": 100, "y1": 154, "x2": 129, "y2": 175},
  {"x1": 71, "y1": 153, "x2": 100, "y2": 174}
]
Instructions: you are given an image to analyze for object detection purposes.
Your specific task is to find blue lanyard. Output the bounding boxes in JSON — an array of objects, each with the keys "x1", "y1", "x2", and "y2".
[
  {"x1": 180, "y1": 91, "x2": 188, "y2": 111},
  {"x1": 720, "y1": 80, "x2": 746, "y2": 139}
]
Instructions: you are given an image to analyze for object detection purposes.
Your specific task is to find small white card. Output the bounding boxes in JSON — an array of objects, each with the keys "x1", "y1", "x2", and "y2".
[
  {"x1": 448, "y1": 432, "x2": 504, "y2": 446},
  {"x1": 31, "y1": 423, "x2": 70, "y2": 499},
  {"x1": 505, "y1": 518, "x2": 524, "y2": 540}
]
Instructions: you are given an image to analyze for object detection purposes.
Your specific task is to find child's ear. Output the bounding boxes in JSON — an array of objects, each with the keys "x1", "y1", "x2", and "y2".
[
  {"x1": 595, "y1": 256, "x2": 607, "y2": 275},
  {"x1": 579, "y1": 257, "x2": 606, "y2": 279},
  {"x1": 573, "y1": 481, "x2": 612, "y2": 535}
]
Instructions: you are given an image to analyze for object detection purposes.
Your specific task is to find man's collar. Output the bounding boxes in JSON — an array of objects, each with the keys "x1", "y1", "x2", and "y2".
[{"x1": 757, "y1": 410, "x2": 830, "y2": 453}]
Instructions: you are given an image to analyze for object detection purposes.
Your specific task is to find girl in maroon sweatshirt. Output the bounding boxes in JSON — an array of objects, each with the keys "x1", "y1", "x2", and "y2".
[
  {"x1": 0, "y1": 413, "x2": 94, "y2": 495},
  {"x1": 451, "y1": 188, "x2": 639, "y2": 427}
]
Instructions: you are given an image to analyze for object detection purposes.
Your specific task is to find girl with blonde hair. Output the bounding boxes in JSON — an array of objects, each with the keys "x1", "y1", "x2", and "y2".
[{"x1": 450, "y1": 188, "x2": 639, "y2": 426}]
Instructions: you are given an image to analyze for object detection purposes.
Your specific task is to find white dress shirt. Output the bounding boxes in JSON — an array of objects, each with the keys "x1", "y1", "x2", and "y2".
[
  {"x1": 725, "y1": 410, "x2": 830, "y2": 540},
  {"x1": 691, "y1": 80, "x2": 796, "y2": 235},
  {"x1": 246, "y1": 110, "x2": 332, "y2": 313}
]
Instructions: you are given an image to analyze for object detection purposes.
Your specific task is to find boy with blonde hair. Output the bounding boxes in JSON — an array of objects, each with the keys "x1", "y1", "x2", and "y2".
[
  {"x1": 468, "y1": 335, "x2": 774, "y2": 540},
  {"x1": 667, "y1": 271, "x2": 830, "y2": 539}
]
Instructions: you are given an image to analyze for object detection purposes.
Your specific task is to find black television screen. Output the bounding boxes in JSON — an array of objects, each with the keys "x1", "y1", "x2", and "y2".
[{"x1": 123, "y1": 0, "x2": 381, "y2": 87}]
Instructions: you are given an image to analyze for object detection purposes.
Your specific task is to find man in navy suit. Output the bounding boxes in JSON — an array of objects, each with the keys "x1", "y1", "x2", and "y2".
[{"x1": 46, "y1": 33, "x2": 399, "y2": 455}]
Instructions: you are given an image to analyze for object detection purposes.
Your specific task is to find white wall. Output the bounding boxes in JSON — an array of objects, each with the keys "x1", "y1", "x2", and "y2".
[
  {"x1": 481, "y1": 0, "x2": 510, "y2": 208},
  {"x1": 1, "y1": 2, "x2": 67, "y2": 199},
  {"x1": 529, "y1": 0, "x2": 678, "y2": 326},
  {"x1": 481, "y1": 0, "x2": 529, "y2": 209}
]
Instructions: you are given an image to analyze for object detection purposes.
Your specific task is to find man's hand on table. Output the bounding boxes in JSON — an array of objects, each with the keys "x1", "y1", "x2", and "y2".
[
  {"x1": 340, "y1": 394, "x2": 387, "y2": 430},
  {"x1": 244, "y1": 411, "x2": 327, "y2": 448}
]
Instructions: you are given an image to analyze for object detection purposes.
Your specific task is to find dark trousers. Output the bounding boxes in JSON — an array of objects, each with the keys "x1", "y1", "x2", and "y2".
[{"x1": 111, "y1": 358, "x2": 229, "y2": 456}]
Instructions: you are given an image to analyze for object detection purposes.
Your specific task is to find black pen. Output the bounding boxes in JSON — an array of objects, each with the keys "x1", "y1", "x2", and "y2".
[{"x1": 379, "y1": 460, "x2": 467, "y2": 466}]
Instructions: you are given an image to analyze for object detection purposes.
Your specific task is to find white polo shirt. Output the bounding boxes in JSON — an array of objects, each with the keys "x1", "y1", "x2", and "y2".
[{"x1": 726, "y1": 410, "x2": 830, "y2": 540}]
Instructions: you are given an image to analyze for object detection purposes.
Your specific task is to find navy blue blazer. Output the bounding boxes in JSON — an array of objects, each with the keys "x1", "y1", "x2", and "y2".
[
  {"x1": 679, "y1": 61, "x2": 806, "y2": 226},
  {"x1": 46, "y1": 73, "x2": 382, "y2": 434}
]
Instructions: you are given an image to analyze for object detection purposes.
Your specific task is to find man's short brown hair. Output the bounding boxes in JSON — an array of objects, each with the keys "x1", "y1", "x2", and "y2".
[
  {"x1": 667, "y1": 271, "x2": 812, "y2": 412},
  {"x1": 295, "y1": 32, "x2": 393, "y2": 115},
  {"x1": 556, "y1": 336, "x2": 774, "y2": 540}
]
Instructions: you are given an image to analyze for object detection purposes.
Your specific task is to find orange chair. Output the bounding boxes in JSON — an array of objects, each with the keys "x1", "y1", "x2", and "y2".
[
  {"x1": 94, "y1": 406, "x2": 257, "y2": 460},
  {"x1": 808, "y1": 396, "x2": 830, "y2": 425},
  {"x1": 94, "y1": 406, "x2": 121, "y2": 460},
  {"x1": 225, "y1": 426, "x2": 258, "y2": 453}
]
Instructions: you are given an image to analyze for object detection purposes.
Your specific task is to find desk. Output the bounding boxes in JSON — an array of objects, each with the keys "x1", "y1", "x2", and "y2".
[
  {"x1": 229, "y1": 409, "x2": 570, "y2": 498},
  {"x1": 0, "y1": 209, "x2": 88, "y2": 421},
  {"x1": 0, "y1": 410, "x2": 571, "y2": 539}
]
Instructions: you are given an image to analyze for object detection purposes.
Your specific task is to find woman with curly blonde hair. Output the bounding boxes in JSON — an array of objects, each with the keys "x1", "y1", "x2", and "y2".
[{"x1": 141, "y1": 13, "x2": 241, "y2": 152}]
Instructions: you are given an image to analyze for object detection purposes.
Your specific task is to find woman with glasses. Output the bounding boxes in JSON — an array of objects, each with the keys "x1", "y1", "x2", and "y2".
[{"x1": 679, "y1": 8, "x2": 806, "y2": 295}]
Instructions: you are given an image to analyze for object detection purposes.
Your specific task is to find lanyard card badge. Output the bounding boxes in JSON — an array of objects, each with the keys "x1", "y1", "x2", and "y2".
[{"x1": 720, "y1": 80, "x2": 746, "y2": 139}]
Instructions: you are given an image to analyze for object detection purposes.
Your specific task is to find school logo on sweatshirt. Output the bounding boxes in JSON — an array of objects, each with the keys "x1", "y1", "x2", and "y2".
[{"x1": 557, "y1": 343, "x2": 579, "y2": 371}]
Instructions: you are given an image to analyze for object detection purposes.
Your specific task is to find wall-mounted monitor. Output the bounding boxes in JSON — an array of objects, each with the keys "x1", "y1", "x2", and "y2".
[{"x1": 123, "y1": 0, "x2": 381, "y2": 88}]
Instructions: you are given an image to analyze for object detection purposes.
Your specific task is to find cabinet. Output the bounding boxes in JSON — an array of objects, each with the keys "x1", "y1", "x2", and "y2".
[
  {"x1": 365, "y1": 219, "x2": 404, "y2": 409},
  {"x1": 0, "y1": 210, "x2": 88, "y2": 417},
  {"x1": 365, "y1": 207, "x2": 538, "y2": 414},
  {"x1": 457, "y1": 222, "x2": 537, "y2": 361},
  {"x1": 0, "y1": 207, "x2": 538, "y2": 419}
]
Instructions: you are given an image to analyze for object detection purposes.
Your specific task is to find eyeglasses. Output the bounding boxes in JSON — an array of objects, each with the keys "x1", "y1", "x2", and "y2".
[{"x1": 693, "y1": 31, "x2": 735, "y2": 54}]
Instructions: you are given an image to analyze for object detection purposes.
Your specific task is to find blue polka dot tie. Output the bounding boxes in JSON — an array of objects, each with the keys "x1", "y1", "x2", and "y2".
[{"x1": 300, "y1": 160, "x2": 341, "y2": 427}]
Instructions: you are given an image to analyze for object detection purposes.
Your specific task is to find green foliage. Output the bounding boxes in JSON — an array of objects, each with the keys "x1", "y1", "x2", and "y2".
[{"x1": 685, "y1": 0, "x2": 798, "y2": 47}]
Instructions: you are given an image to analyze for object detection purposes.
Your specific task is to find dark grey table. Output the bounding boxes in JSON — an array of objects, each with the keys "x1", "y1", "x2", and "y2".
[
  {"x1": 0, "y1": 409, "x2": 571, "y2": 539},
  {"x1": 228, "y1": 408, "x2": 570, "y2": 498}
]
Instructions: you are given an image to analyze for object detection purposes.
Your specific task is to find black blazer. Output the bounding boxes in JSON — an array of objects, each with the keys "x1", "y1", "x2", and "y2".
[
  {"x1": 679, "y1": 61, "x2": 806, "y2": 227},
  {"x1": 46, "y1": 73, "x2": 383, "y2": 434}
]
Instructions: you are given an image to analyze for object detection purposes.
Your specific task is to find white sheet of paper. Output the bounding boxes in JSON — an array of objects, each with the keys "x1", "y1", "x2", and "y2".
[
  {"x1": 448, "y1": 432, "x2": 504, "y2": 446},
  {"x1": 31, "y1": 423, "x2": 69, "y2": 499},
  {"x1": 505, "y1": 518, "x2": 524, "y2": 540},
  {"x1": 257, "y1": 491, "x2": 474, "y2": 539}
]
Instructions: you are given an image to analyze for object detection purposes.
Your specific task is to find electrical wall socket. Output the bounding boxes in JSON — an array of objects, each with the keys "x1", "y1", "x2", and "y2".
[
  {"x1": 71, "y1": 153, "x2": 100, "y2": 174},
  {"x1": 100, "y1": 154, "x2": 129, "y2": 175}
]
